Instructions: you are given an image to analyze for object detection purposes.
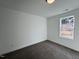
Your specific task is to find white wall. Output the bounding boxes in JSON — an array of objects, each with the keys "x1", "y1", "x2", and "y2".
[
  {"x1": 0, "y1": 7, "x2": 47, "y2": 55},
  {"x1": 47, "y1": 8, "x2": 79, "y2": 52}
]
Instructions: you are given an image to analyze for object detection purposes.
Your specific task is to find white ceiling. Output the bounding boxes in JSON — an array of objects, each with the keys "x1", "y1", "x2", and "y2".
[{"x1": 0, "y1": 0, "x2": 79, "y2": 18}]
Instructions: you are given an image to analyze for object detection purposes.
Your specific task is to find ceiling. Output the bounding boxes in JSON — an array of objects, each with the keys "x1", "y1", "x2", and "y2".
[{"x1": 0, "y1": 0, "x2": 79, "y2": 18}]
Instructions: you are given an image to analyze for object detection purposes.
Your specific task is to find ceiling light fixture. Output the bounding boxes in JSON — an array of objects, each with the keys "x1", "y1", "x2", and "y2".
[{"x1": 46, "y1": 0, "x2": 55, "y2": 4}]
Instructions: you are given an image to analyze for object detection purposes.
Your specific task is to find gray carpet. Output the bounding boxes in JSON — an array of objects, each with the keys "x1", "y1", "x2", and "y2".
[{"x1": 0, "y1": 40, "x2": 79, "y2": 59}]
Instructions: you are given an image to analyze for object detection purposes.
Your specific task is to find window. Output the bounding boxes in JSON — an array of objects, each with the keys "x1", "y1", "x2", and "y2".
[{"x1": 59, "y1": 16, "x2": 75, "y2": 39}]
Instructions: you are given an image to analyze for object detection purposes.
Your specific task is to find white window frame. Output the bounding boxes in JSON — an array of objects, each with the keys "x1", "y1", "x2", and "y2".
[{"x1": 59, "y1": 15, "x2": 75, "y2": 40}]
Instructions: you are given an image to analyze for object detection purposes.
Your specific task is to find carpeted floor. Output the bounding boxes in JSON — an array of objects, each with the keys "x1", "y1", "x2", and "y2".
[{"x1": 0, "y1": 40, "x2": 79, "y2": 59}]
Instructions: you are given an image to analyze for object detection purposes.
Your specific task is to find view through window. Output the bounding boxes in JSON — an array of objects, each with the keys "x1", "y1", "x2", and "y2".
[{"x1": 59, "y1": 16, "x2": 75, "y2": 39}]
